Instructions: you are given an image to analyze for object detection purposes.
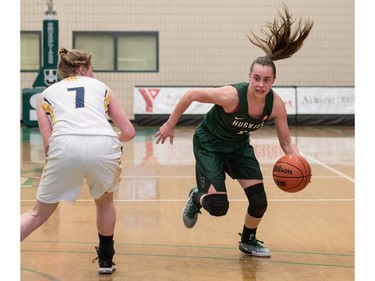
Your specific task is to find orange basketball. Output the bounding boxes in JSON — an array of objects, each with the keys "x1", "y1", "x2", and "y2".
[{"x1": 272, "y1": 155, "x2": 312, "y2": 193}]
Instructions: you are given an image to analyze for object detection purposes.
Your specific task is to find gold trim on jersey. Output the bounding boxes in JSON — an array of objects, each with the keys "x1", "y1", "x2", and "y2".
[
  {"x1": 104, "y1": 89, "x2": 111, "y2": 113},
  {"x1": 66, "y1": 77, "x2": 78, "y2": 82},
  {"x1": 42, "y1": 98, "x2": 56, "y2": 124}
]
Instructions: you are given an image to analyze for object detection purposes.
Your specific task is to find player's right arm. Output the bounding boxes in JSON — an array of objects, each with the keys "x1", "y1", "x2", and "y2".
[
  {"x1": 107, "y1": 88, "x2": 136, "y2": 142},
  {"x1": 155, "y1": 86, "x2": 237, "y2": 144}
]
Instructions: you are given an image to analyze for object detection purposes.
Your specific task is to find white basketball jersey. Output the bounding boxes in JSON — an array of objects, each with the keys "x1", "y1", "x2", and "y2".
[{"x1": 40, "y1": 76, "x2": 117, "y2": 137}]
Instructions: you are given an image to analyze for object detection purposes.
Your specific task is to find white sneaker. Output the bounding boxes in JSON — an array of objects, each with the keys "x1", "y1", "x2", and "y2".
[{"x1": 239, "y1": 237, "x2": 271, "y2": 257}]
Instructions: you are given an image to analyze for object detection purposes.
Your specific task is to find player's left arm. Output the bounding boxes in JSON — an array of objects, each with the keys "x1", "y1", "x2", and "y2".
[
  {"x1": 272, "y1": 93, "x2": 300, "y2": 156},
  {"x1": 36, "y1": 98, "x2": 52, "y2": 156}
]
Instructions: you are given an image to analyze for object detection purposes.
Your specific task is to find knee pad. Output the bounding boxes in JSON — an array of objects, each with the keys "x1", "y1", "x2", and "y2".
[
  {"x1": 244, "y1": 183, "x2": 268, "y2": 218},
  {"x1": 202, "y1": 194, "x2": 229, "y2": 216}
]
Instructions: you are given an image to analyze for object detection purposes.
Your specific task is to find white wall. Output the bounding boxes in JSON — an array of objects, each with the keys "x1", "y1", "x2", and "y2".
[{"x1": 20, "y1": 0, "x2": 354, "y2": 120}]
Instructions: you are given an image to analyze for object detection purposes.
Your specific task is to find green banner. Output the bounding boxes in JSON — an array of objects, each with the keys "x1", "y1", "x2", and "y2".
[{"x1": 33, "y1": 19, "x2": 59, "y2": 87}]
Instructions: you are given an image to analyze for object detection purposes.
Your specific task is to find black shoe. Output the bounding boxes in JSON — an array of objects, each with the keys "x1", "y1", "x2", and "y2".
[{"x1": 92, "y1": 245, "x2": 116, "y2": 274}]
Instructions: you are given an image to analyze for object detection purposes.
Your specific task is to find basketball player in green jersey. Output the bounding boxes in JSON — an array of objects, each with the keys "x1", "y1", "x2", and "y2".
[{"x1": 155, "y1": 4, "x2": 313, "y2": 257}]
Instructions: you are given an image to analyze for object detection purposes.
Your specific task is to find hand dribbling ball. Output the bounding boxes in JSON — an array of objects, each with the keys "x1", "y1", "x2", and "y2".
[{"x1": 272, "y1": 155, "x2": 312, "y2": 193}]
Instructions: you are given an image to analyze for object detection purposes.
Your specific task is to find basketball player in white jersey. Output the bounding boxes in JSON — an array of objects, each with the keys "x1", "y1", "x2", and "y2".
[{"x1": 20, "y1": 48, "x2": 136, "y2": 274}]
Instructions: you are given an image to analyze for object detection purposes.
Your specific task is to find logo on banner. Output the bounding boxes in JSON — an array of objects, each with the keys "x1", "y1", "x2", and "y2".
[
  {"x1": 44, "y1": 69, "x2": 58, "y2": 85},
  {"x1": 138, "y1": 88, "x2": 161, "y2": 112}
]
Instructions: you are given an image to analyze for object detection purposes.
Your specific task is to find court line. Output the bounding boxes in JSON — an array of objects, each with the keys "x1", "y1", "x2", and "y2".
[
  {"x1": 20, "y1": 198, "x2": 354, "y2": 202},
  {"x1": 113, "y1": 198, "x2": 355, "y2": 202},
  {"x1": 20, "y1": 267, "x2": 61, "y2": 281},
  {"x1": 21, "y1": 247, "x2": 354, "y2": 269},
  {"x1": 23, "y1": 240, "x2": 355, "y2": 257},
  {"x1": 121, "y1": 175, "x2": 348, "y2": 179},
  {"x1": 20, "y1": 175, "x2": 350, "y2": 179},
  {"x1": 302, "y1": 154, "x2": 354, "y2": 183}
]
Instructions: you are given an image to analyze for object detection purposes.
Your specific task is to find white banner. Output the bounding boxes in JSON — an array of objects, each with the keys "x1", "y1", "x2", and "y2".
[
  {"x1": 297, "y1": 87, "x2": 354, "y2": 114},
  {"x1": 134, "y1": 87, "x2": 213, "y2": 114},
  {"x1": 134, "y1": 86, "x2": 296, "y2": 115},
  {"x1": 273, "y1": 87, "x2": 296, "y2": 115}
]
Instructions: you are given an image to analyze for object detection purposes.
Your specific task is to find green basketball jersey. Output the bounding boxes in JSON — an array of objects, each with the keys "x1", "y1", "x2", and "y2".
[{"x1": 198, "y1": 82, "x2": 274, "y2": 141}]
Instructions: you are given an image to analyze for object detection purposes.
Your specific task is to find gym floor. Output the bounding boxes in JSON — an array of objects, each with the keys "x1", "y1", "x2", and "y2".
[{"x1": 20, "y1": 125, "x2": 354, "y2": 281}]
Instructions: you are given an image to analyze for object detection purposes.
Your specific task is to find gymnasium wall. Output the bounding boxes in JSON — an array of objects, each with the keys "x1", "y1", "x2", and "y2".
[{"x1": 20, "y1": 0, "x2": 354, "y2": 122}]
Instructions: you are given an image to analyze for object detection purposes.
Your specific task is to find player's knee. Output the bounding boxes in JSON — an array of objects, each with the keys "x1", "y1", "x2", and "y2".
[
  {"x1": 245, "y1": 183, "x2": 268, "y2": 218},
  {"x1": 202, "y1": 194, "x2": 229, "y2": 216}
]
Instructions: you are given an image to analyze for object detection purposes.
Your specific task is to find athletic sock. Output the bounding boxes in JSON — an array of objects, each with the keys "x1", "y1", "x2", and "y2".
[
  {"x1": 98, "y1": 233, "x2": 114, "y2": 245},
  {"x1": 241, "y1": 226, "x2": 257, "y2": 242},
  {"x1": 192, "y1": 191, "x2": 202, "y2": 207}
]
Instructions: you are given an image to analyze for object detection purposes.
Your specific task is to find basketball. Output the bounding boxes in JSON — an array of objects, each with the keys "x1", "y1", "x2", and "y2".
[{"x1": 272, "y1": 155, "x2": 312, "y2": 193}]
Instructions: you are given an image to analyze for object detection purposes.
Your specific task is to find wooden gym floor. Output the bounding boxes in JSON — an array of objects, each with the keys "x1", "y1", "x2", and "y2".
[{"x1": 20, "y1": 125, "x2": 354, "y2": 281}]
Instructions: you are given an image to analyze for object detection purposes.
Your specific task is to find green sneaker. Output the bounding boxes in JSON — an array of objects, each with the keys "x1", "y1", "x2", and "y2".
[
  {"x1": 238, "y1": 233, "x2": 271, "y2": 257},
  {"x1": 182, "y1": 187, "x2": 201, "y2": 228}
]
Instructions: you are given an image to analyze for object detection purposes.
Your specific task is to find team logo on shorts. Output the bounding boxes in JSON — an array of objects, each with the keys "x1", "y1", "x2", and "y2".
[{"x1": 200, "y1": 177, "x2": 205, "y2": 189}]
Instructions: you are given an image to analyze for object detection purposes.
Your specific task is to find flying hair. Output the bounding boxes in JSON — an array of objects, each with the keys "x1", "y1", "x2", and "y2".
[{"x1": 247, "y1": 3, "x2": 314, "y2": 62}]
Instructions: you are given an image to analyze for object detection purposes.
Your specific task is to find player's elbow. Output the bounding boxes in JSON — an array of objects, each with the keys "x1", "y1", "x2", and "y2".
[
  {"x1": 127, "y1": 127, "x2": 136, "y2": 140},
  {"x1": 119, "y1": 126, "x2": 136, "y2": 142}
]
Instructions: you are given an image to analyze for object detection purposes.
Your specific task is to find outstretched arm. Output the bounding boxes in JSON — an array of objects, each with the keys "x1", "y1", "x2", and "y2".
[
  {"x1": 154, "y1": 90, "x2": 194, "y2": 144},
  {"x1": 155, "y1": 86, "x2": 237, "y2": 144}
]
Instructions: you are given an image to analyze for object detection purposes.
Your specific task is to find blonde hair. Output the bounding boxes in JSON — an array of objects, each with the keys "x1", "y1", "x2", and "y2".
[{"x1": 57, "y1": 48, "x2": 92, "y2": 79}]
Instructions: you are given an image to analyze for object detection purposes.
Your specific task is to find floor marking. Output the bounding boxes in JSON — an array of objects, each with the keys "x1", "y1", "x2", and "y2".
[
  {"x1": 302, "y1": 154, "x2": 355, "y2": 183},
  {"x1": 21, "y1": 198, "x2": 354, "y2": 203}
]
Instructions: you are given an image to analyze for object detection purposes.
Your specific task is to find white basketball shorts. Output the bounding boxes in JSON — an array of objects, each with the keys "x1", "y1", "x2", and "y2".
[{"x1": 37, "y1": 135, "x2": 123, "y2": 203}]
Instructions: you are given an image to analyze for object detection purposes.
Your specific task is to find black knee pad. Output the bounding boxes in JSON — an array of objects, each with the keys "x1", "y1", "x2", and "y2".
[
  {"x1": 202, "y1": 194, "x2": 229, "y2": 216},
  {"x1": 244, "y1": 183, "x2": 268, "y2": 218}
]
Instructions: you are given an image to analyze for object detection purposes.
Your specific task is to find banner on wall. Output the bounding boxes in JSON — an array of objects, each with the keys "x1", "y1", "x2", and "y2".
[
  {"x1": 134, "y1": 87, "x2": 213, "y2": 114},
  {"x1": 274, "y1": 87, "x2": 296, "y2": 115},
  {"x1": 297, "y1": 87, "x2": 354, "y2": 114},
  {"x1": 134, "y1": 86, "x2": 297, "y2": 115}
]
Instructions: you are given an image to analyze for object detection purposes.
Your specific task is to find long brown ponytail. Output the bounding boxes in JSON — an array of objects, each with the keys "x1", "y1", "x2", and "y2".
[{"x1": 248, "y1": 3, "x2": 313, "y2": 77}]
